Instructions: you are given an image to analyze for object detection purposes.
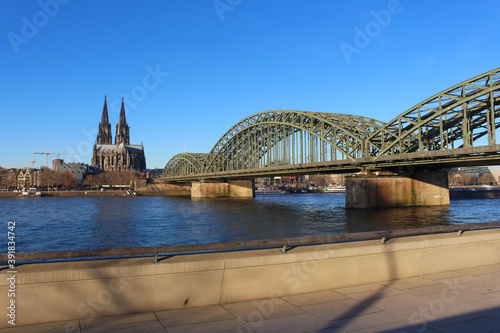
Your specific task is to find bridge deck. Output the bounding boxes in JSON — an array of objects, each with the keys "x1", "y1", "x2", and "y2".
[
  {"x1": 163, "y1": 145, "x2": 500, "y2": 181},
  {"x1": 4, "y1": 263, "x2": 500, "y2": 332}
]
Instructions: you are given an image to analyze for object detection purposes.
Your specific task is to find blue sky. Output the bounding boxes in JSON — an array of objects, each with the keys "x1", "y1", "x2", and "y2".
[{"x1": 1, "y1": 0, "x2": 500, "y2": 169}]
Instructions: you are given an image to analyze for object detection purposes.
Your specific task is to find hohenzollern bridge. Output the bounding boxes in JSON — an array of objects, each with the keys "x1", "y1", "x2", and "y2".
[{"x1": 162, "y1": 68, "x2": 500, "y2": 208}]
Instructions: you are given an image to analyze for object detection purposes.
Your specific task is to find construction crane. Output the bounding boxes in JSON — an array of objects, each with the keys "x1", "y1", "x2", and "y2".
[
  {"x1": 28, "y1": 161, "x2": 36, "y2": 168},
  {"x1": 33, "y1": 152, "x2": 79, "y2": 168}
]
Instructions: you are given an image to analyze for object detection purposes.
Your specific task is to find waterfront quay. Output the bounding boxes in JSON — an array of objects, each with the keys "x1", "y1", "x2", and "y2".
[
  {"x1": 1, "y1": 225, "x2": 499, "y2": 332},
  {"x1": 2, "y1": 264, "x2": 500, "y2": 332}
]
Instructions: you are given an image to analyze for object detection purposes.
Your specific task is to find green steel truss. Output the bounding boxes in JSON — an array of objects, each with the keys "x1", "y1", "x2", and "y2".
[
  {"x1": 366, "y1": 68, "x2": 500, "y2": 159},
  {"x1": 163, "y1": 153, "x2": 208, "y2": 177},
  {"x1": 163, "y1": 68, "x2": 500, "y2": 179}
]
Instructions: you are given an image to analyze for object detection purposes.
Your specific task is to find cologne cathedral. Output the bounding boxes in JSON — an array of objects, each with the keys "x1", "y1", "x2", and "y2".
[{"x1": 91, "y1": 96, "x2": 146, "y2": 171}]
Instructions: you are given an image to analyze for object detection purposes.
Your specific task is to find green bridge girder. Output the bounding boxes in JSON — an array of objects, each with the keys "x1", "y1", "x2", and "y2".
[{"x1": 163, "y1": 68, "x2": 500, "y2": 180}]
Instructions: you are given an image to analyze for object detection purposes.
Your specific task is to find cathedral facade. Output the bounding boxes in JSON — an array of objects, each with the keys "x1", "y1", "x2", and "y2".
[{"x1": 91, "y1": 96, "x2": 146, "y2": 171}]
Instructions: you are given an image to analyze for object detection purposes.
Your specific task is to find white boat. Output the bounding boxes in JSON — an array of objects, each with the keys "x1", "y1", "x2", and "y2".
[
  {"x1": 324, "y1": 186, "x2": 346, "y2": 193},
  {"x1": 21, "y1": 188, "x2": 42, "y2": 196}
]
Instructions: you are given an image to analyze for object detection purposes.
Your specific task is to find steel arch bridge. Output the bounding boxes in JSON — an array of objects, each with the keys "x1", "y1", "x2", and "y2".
[{"x1": 164, "y1": 68, "x2": 500, "y2": 181}]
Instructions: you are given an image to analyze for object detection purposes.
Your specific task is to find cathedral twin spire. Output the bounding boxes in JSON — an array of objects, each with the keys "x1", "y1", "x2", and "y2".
[
  {"x1": 97, "y1": 96, "x2": 130, "y2": 145},
  {"x1": 96, "y1": 96, "x2": 112, "y2": 145},
  {"x1": 116, "y1": 97, "x2": 130, "y2": 145}
]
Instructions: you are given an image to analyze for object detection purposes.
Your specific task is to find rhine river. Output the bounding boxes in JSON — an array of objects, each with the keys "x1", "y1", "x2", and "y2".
[{"x1": 1, "y1": 194, "x2": 499, "y2": 253}]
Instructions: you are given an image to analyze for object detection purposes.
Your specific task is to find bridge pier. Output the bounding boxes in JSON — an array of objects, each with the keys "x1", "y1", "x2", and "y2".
[
  {"x1": 191, "y1": 180, "x2": 255, "y2": 198},
  {"x1": 345, "y1": 172, "x2": 449, "y2": 208}
]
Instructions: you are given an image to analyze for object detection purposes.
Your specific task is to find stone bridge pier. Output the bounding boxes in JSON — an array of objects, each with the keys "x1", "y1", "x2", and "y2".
[
  {"x1": 191, "y1": 179, "x2": 255, "y2": 198},
  {"x1": 345, "y1": 171, "x2": 450, "y2": 208}
]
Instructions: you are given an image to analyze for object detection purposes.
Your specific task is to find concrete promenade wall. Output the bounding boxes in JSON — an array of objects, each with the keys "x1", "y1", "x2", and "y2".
[{"x1": 1, "y1": 228, "x2": 499, "y2": 328}]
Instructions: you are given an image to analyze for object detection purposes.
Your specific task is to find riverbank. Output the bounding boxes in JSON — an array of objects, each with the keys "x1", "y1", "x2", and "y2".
[
  {"x1": 0, "y1": 189, "x2": 191, "y2": 197},
  {"x1": 1, "y1": 186, "x2": 499, "y2": 199},
  {"x1": 449, "y1": 186, "x2": 500, "y2": 199}
]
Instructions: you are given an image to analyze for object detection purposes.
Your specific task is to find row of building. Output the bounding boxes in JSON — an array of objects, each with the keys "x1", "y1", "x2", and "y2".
[{"x1": 0, "y1": 163, "x2": 102, "y2": 190}]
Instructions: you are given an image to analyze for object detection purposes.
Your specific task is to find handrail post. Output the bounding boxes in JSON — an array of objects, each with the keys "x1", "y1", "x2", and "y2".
[{"x1": 153, "y1": 247, "x2": 159, "y2": 263}]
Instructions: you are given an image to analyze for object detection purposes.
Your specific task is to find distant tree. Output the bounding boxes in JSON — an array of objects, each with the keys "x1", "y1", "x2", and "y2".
[
  {"x1": 310, "y1": 175, "x2": 329, "y2": 187},
  {"x1": 40, "y1": 167, "x2": 60, "y2": 190},
  {"x1": 102, "y1": 170, "x2": 139, "y2": 188},
  {"x1": 6, "y1": 169, "x2": 18, "y2": 189},
  {"x1": 0, "y1": 168, "x2": 17, "y2": 189},
  {"x1": 0, "y1": 168, "x2": 4, "y2": 189},
  {"x1": 105, "y1": 171, "x2": 120, "y2": 186},
  {"x1": 461, "y1": 173, "x2": 473, "y2": 186},
  {"x1": 448, "y1": 172, "x2": 464, "y2": 187},
  {"x1": 122, "y1": 170, "x2": 140, "y2": 187},
  {"x1": 95, "y1": 173, "x2": 107, "y2": 187},
  {"x1": 83, "y1": 174, "x2": 96, "y2": 190},
  {"x1": 61, "y1": 171, "x2": 77, "y2": 189},
  {"x1": 479, "y1": 173, "x2": 495, "y2": 185}
]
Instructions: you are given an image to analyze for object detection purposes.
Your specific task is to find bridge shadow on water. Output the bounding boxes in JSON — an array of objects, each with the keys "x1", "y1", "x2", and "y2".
[{"x1": 343, "y1": 205, "x2": 453, "y2": 233}]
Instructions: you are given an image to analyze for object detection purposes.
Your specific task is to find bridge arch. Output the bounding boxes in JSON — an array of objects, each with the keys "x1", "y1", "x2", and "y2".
[
  {"x1": 203, "y1": 110, "x2": 385, "y2": 174},
  {"x1": 367, "y1": 68, "x2": 500, "y2": 159},
  {"x1": 163, "y1": 153, "x2": 208, "y2": 177},
  {"x1": 163, "y1": 68, "x2": 500, "y2": 178}
]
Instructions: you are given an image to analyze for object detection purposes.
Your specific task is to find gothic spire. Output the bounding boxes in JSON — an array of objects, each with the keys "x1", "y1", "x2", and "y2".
[
  {"x1": 118, "y1": 96, "x2": 127, "y2": 126},
  {"x1": 97, "y1": 95, "x2": 113, "y2": 144},
  {"x1": 115, "y1": 97, "x2": 130, "y2": 145},
  {"x1": 101, "y1": 95, "x2": 110, "y2": 124}
]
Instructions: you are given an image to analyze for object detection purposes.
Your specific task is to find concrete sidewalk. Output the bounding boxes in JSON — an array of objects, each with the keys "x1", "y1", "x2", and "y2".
[{"x1": 2, "y1": 264, "x2": 500, "y2": 333}]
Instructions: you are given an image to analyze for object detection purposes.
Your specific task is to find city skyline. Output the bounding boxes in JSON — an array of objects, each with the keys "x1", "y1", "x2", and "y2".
[{"x1": 2, "y1": 1, "x2": 500, "y2": 169}]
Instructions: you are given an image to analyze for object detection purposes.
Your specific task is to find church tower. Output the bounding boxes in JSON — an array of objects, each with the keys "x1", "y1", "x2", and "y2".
[
  {"x1": 96, "y1": 96, "x2": 112, "y2": 144},
  {"x1": 93, "y1": 96, "x2": 145, "y2": 171},
  {"x1": 115, "y1": 97, "x2": 130, "y2": 145}
]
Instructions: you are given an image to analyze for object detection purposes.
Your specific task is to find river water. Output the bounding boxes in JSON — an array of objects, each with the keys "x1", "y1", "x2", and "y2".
[{"x1": 0, "y1": 194, "x2": 498, "y2": 253}]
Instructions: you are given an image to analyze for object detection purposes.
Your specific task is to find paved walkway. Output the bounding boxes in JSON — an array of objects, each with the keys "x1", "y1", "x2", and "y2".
[{"x1": 2, "y1": 264, "x2": 500, "y2": 333}]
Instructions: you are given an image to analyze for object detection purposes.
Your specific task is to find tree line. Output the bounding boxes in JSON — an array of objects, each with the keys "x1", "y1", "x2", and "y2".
[
  {"x1": 82, "y1": 170, "x2": 140, "y2": 190},
  {"x1": 0, "y1": 167, "x2": 140, "y2": 190},
  {"x1": 448, "y1": 171, "x2": 496, "y2": 187}
]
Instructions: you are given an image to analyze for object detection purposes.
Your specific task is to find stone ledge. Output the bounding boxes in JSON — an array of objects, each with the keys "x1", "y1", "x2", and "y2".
[{"x1": 2, "y1": 228, "x2": 498, "y2": 285}]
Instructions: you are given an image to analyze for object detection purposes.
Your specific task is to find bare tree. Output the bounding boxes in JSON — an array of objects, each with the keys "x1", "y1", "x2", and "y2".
[
  {"x1": 95, "y1": 173, "x2": 107, "y2": 188},
  {"x1": 61, "y1": 171, "x2": 77, "y2": 189},
  {"x1": 83, "y1": 174, "x2": 96, "y2": 190},
  {"x1": 461, "y1": 173, "x2": 472, "y2": 186},
  {"x1": 99, "y1": 170, "x2": 139, "y2": 189},
  {"x1": 448, "y1": 172, "x2": 463, "y2": 187},
  {"x1": 479, "y1": 173, "x2": 495, "y2": 185},
  {"x1": 0, "y1": 168, "x2": 18, "y2": 190},
  {"x1": 40, "y1": 167, "x2": 60, "y2": 190}
]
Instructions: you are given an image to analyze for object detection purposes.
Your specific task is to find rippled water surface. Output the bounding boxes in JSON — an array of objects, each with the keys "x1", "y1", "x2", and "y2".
[{"x1": 1, "y1": 194, "x2": 498, "y2": 252}]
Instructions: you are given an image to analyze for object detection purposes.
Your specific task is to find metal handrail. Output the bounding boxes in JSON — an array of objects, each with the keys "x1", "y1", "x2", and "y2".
[{"x1": 2, "y1": 222, "x2": 500, "y2": 262}]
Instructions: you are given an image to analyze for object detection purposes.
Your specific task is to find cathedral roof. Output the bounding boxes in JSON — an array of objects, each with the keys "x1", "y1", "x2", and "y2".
[{"x1": 95, "y1": 144, "x2": 144, "y2": 153}]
